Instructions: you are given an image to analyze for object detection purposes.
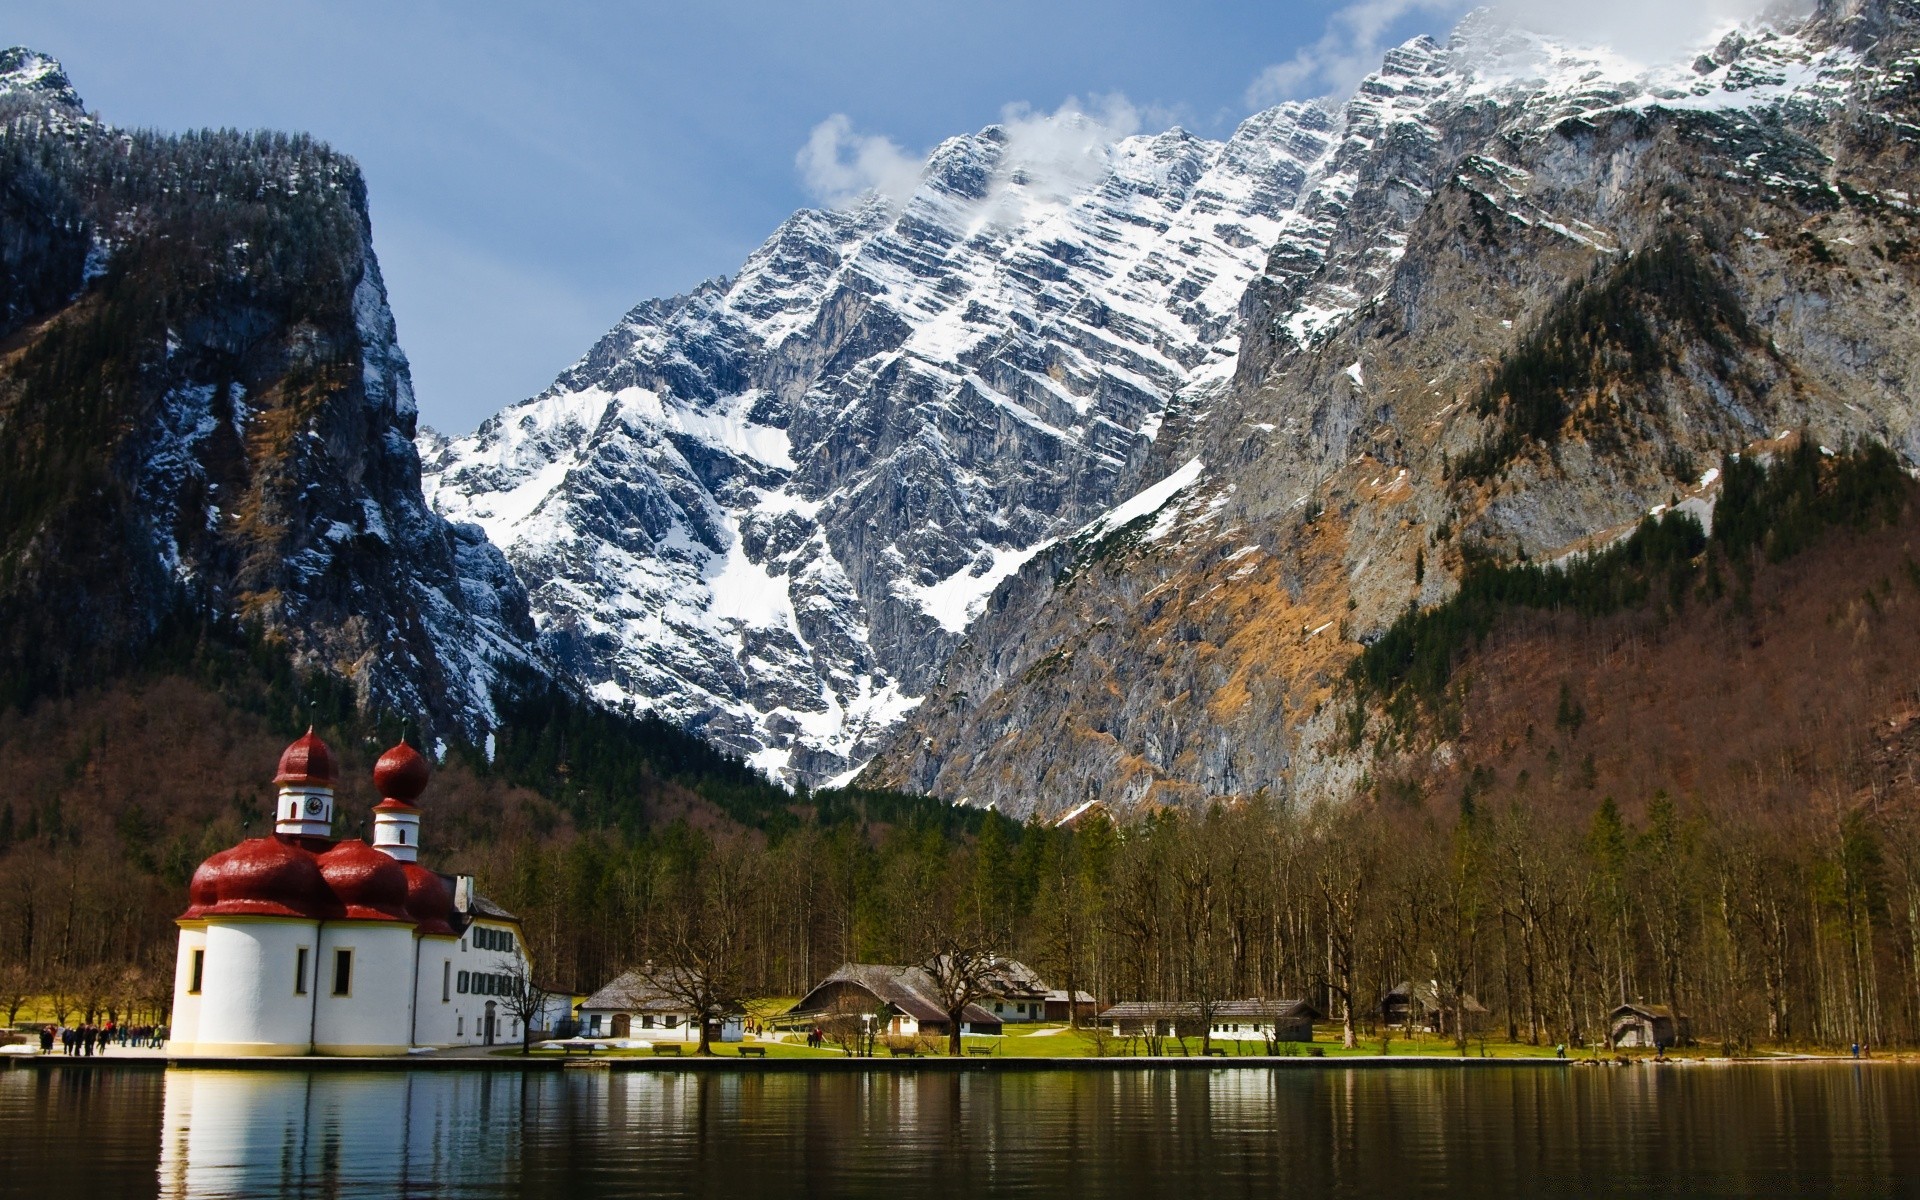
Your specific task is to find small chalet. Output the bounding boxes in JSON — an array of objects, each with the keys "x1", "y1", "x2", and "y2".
[
  {"x1": 1099, "y1": 999, "x2": 1321, "y2": 1043},
  {"x1": 1381, "y1": 980, "x2": 1490, "y2": 1036},
  {"x1": 1044, "y1": 989, "x2": 1098, "y2": 1022},
  {"x1": 1609, "y1": 1002, "x2": 1691, "y2": 1050},
  {"x1": 976, "y1": 958, "x2": 1051, "y2": 1023},
  {"x1": 576, "y1": 970, "x2": 744, "y2": 1044},
  {"x1": 786, "y1": 964, "x2": 1002, "y2": 1038}
]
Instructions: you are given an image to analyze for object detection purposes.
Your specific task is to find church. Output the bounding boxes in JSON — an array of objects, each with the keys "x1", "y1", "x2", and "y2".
[{"x1": 167, "y1": 730, "x2": 551, "y2": 1055}]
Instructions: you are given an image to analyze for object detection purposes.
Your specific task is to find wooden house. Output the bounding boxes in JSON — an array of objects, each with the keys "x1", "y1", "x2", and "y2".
[
  {"x1": 1380, "y1": 980, "x2": 1490, "y2": 1035},
  {"x1": 1609, "y1": 1002, "x2": 1691, "y2": 1049},
  {"x1": 1044, "y1": 988, "x2": 1098, "y2": 1022},
  {"x1": 1099, "y1": 998, "x2": 1320, "y2": 1043},
  {"x1": 785, "y1": 964, "x2": 1002, "y2": 1038}
]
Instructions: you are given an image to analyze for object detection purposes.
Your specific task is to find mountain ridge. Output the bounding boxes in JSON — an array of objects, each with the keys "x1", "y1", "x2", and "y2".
[
  {"x1": 0, "y1": 56, "x2": 543, "y2": 743},
  {"x1": 422, "y1": 97, "x2": 1339, "y2": 784},
  {"x1": 862, "y1": 0, "x2": 1920, "y2": 815}
]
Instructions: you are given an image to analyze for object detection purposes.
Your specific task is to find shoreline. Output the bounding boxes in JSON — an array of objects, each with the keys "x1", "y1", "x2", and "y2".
[{"x1": 4, "y1": 1051, "x2": 1896, "y2": 1074}]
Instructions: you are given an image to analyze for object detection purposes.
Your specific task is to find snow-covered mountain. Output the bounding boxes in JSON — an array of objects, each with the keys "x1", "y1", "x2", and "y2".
[
  {"x1": 866, "y1": 0, "x2": 1920, "y2": 815},
  {"x1": 424, "y1": 0, "x2": 1918, "y2": 796},
  {"x1": 422, "y1": 102, "x2": 1339, "y2": 783}
]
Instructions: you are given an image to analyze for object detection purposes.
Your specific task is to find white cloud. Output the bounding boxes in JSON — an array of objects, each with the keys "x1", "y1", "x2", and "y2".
[
  {"x1": 795, "y1": 114, "x2": 924, "y2": 209},
  {"x1": 1486, "y1": 0, "x2": 1809, "y2": 65},
  {"x1": 1245, "y1": 0, "x2": 1464, "y2": 106},
  {"x1": 991, "y1": 93, "x2": 1142, "y2": 203},
  {"x1": 1243, "y1": 0, "x2": 1805, "y2": 108},
  {"x1": 795, "y1": 94, "x2": 1146, "y2": 217}
]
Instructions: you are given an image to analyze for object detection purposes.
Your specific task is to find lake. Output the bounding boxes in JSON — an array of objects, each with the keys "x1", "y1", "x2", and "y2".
[{"x1": 1, "y1": 1062, "x2": 1916, "y2": 1197}]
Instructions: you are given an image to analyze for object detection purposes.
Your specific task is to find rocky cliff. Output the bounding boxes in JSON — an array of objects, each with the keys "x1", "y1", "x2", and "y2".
[
  {"x1": 863, "y1": 0, "x2": 1920, "y2": 816},
  {"x1": 0, "y1": 52, "x2": 542, "y2": 740},
  {"x1": 422, "y1": 103, "x2": 1337, "y2": 783}
]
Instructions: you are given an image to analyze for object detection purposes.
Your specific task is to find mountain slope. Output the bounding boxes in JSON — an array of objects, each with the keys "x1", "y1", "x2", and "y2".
[
  {"x1": 421, "y1": 104, "x2": 1338, "y2": 783},
  {"x1": 864, "y1": 0, "x2": 1920, "y2": 816},
  {"x1": 0, "y1": 53, "x2": 540, "y2": 740}
]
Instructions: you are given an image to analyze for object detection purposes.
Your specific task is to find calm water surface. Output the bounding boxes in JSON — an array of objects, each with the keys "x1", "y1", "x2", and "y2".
[{"x1": 2, "y1": 1063, "x2": 1917, "y2": 1198}]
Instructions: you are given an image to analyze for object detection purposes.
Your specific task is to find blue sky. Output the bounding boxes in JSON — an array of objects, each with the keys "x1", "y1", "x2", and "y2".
[{"x1": 4, "y1": 1, "x2": 1487, "y2": 431}]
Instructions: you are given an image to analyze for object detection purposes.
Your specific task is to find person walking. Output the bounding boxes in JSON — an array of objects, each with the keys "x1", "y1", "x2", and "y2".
[{"x1": 38, "y1": 1025, "x2": 52, "y2": 1054}]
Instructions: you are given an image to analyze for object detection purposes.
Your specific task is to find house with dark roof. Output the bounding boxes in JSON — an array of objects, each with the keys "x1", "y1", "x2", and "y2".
[
  {"x1": 1098, "y1": 998, "x2": 1321, "y2": 1043},
  {"x1": 577, "y1": 969, "x2": 743, "y2": 1043},
  {"x1": 1380, "y1": 980, "x2": 1490, "y2": 1036},
  {"x1": 1609, "y1": 1002, "x2": 1691, "y2": 1050},
  {"x1": 976, "y1": 958, "x2": 1053, "y2": 1024},
  {"x1": 785, "y1": 964, "x2": 1003, "y2": 1038}
]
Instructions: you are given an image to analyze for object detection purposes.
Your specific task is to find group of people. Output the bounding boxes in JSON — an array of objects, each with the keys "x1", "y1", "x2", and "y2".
[{"x1": 36, "y1": 1022, "x2": 166, "y2": 1054}]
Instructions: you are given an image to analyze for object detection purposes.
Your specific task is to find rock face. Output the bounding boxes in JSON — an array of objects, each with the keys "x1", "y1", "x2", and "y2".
[
  {"x1": 422, "y1": 105, "x2": 1336, "y2": 783},
  {"x1": 0, "y1": 54, "x2": 541, "y2": 740},
  {"x1": 863, "y1": 0, "x2": 1920, "y2": 816}
]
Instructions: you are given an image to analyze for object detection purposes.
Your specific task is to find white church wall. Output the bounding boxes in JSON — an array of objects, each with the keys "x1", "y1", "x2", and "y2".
[
  {"x1": 189, "y1": 920, "x2": 319, "y2": 1056},
  {"x1": 167, "y1": 926, "x2": 208, "y2": 1049},
  {"x1": 410, "y1": 935, "x2": 461, "y2": 1047},
  {"x1": 312, "y1": 922, "x2": 415, "y2": 1055}
]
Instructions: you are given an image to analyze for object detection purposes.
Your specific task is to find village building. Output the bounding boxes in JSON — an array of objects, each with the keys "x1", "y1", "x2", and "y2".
[
  {"x1": 1098, "y1": 999, "x2": 1321, "y2": 1043},
  {"x1": 1380, "y1": 980, "x2": 1490, "y2": 1036},
  {"x1": 1609, "y1": 1002, "x2": 1692, "y2": 1050},
  {"x1": 576, "y1": 969, "x2": 744, "y2": 1043},
  {"x1": 167, "y1": 731, "x2": 566, "y2": 1056},
  {"x1": 786, "y1": 964, "x2": 1003, "y2": 1039},
  {"x1": 1044, "y1": 989, "x2": 1098, "y2": 1023},
  {"x1": 976, "y1": 958, "x2": 1052, "y2": 1023}
]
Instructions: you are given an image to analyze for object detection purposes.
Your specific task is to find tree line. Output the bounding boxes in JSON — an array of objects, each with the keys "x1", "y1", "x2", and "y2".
[{"x1": 476, "y1": 779, "x2": 1920, "y2": 1055}]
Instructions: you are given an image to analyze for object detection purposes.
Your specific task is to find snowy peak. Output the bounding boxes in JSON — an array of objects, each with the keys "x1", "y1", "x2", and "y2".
[
  {"x1": 424, "y1": 100, "x2": 1337, "y2": 786},
  {"x1": 0, "y1": 47, "x2": 84, "y2": 111}
]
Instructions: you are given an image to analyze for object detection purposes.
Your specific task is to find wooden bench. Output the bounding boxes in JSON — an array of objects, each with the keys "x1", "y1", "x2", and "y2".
[
  {"x1": 652, "y1": 1043, "x2": 683, "y2": 1055},
  {"x1": 738, "y1": 1045, "x2": 766, "y2": 1058},
  {"x1": 556, "y1": 1039, "x2": 605, "y2": 1057},
  {"x1": 889, "y1": 1044, "x2": 917, "y2": 1057},
  {"x1": 965, "y1": 1044, "x2": 995, "y2": 1056},
  {"x1": 1306, "y1": 1046, "x2": 1325, "y2": 1057},
  {"x1": 1204, "y1": 1047, "x2": 1230, "y2": 1057}
]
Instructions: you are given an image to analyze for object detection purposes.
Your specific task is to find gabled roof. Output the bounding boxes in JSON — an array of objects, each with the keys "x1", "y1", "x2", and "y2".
[
  {"x1": 975, "y1": 957, "x2": 1050, "y2": 1000},
  {"x1": 579, "y1": 969, "x2": 696, "y2": 1014},
  {"x1": 789, "y1": 963, "x2": 999, "y2": 1026},
  {"x1": 1611, "y1": 1002, "x2": 1687, "y2": 1020},
  {"x1": 1099, "y1": 998, "x2": 1321, "y2": 1022},
  {"x1": 1383, "y1": 980, "x2": 1488, "y2": 1014},
  {"x1": 467, "y1": 892, "x2": 520, "y2": 922}
]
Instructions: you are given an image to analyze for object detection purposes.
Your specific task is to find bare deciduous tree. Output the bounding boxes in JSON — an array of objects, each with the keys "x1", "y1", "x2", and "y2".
[
  {"x1": 497, "y1": 957, "x2": 557, "y2": 1055},
  {"x1": 923, "y1": 942, "x2": 997, "y2": 1057}
]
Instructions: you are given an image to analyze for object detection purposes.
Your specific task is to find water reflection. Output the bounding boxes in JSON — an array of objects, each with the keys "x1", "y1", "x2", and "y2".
[{"x1": 5, "y1": 1062, "x2": 1919, "y2": 1198}]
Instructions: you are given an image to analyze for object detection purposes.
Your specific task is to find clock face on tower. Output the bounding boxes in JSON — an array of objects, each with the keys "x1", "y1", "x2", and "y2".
[{"x1": 305, "y1": 796, "x2": 324, "y2": 816}]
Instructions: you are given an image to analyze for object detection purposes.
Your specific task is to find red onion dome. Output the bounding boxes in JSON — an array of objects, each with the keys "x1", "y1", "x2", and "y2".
[
  {"x1": 180, "y1": 836, "x2": 332, "y2": 921},
  {"x1": 273, "y1": 727, "x2": 337, "y2": 786},
  {"x1": 402, "y1": 863, "x2": 460, "y2": 937},
  {"x1": 372, "y1": 740, "x2": 430, "y2": 804},
  {"x1": 317, "y1": 839, "x2": 413, "y2": 921}
]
